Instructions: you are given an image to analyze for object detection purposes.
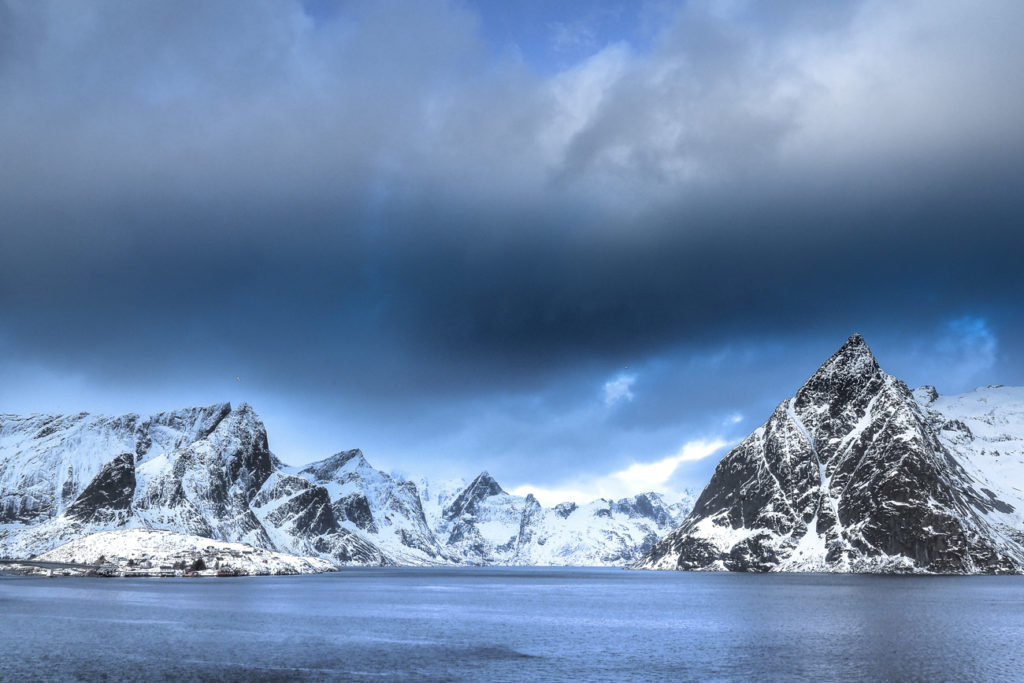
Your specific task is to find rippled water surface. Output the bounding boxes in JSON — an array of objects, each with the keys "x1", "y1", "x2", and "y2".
[{"x1": 2, "y1": 567, "x2": 1023, "y2": 681}]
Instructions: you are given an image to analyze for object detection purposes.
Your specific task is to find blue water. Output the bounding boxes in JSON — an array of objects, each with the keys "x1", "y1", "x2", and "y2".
[{"x1": 1, "y1": 567, "x2": 1023, "y2": 681}]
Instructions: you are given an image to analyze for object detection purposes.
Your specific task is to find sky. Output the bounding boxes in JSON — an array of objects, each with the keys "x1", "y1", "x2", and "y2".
[{"x1": 2, "y1": 0, "x2": 1024, "y2": 505}]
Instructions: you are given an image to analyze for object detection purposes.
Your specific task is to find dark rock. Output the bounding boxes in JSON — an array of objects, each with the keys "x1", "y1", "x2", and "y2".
[
  {"x1": 65, "y1": 453, "x2": 136, "y2": 524},
  {"x1": 334, "y1": 493, "x2": 378, "y2": 533},
  {"x1": 554, "y1": 502, "x2": 578, "y2": 518}
]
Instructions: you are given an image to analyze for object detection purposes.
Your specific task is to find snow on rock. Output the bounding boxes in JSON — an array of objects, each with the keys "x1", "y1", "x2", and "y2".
[
  {"x1": 294, "y1": 450, "x2": 452, "y2": 565},
  {"x1": 251, "y1": 471, "x2": 389, "y2": 566},
  {"x1": 0, "y1": 404, "x2": 231, "y2": 525},
  {"x1": 35, "y1": 528, "x2": 335, "y2": 575},
  {"x1": 417, "y1": 475, "x2": 468, "y2": 529},
  {"x1": 634, "y1": 334, "x2": 1024, "y2": 574}
]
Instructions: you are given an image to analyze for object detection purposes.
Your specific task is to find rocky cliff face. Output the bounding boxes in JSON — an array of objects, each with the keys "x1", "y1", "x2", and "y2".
[
  {"x1": 133, "y1": 403, "x2": 275, "y2": 546},
  {"x1": 634, "y1": 334, "x2": 1024, "y2": 574},
  {"x1": 251, "y1": 472, "x2": 389, "y2": 565}
]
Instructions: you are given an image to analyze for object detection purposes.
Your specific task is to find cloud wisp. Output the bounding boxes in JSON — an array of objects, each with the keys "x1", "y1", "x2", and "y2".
[
  {"x1": 511, "y1": 437, "x2": 730, "y2": 506},
  {"x1": 603, "y1": 373, "x2": 636, "y2": 406}
]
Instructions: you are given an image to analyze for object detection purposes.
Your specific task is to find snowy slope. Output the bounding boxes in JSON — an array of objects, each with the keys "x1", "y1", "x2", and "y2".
[
  {"x1": 921, "y1": 385, "x2": 1024, "y2": 560},
  {"x1": 511, "y1": 493, "x2": 696, "y2": 566},
  {"x1": 417, "y1": 475, "x2": 468, "y2": 530},
  {"x1": 635, "y1": 335, "x2": 1024, "y2": 574}
]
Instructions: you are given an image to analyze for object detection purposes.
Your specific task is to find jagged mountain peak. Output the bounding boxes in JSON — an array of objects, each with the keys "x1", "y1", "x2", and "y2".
[
  {"x1": 805, "y1": 333, "x2": 879, "y2": 384},
  {"x1": 223, "y1": 402, "x2": 261, "y2": 424},
  {"x1": 793, "y1": 333, "x2": 891, "y2": 416},
  {"x1": 844, "y1": 331, "x2": 866, "y2": 347},
  {"x1": 2, "y1": 399, "x2": 699, "y2": 568},
  {"x1": 147, "y1": 402, "x2": 231, "y2": 423},
  {"x1": 442, "y1": 471, "x2": 506, "y2": 521},
  {"x1": 207, "y1": 403, "x2": 271, "y2": 456},
  {"x1": 554, "y1": 502, "x2": 578, "y2": 518},
  {"x1": 232, "y1": 402, "x2": 260, "y2": 418}
]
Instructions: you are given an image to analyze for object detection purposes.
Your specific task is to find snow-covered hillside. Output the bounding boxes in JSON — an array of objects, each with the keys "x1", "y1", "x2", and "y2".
[
  {"x1": 34, "y1": 528, "x2": 335, "y2": 575},
  {"x1": 635, "y1": 335, "x2": 1024, "y2": 574},
  {"x1": 288, "y1": 457, "x2": 696, "y2": 567}
]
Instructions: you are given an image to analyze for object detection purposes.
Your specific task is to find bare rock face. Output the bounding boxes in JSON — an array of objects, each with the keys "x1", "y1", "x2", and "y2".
[
  {"x1": 64, "y1": 452, "x2": 137, "y2": 525},
  {"x1": 443, "y1": 472, "x2": 506, "y2": 521},
  {"x1": 635, "y1": 335, "x2": 1024, "y2": 574}
]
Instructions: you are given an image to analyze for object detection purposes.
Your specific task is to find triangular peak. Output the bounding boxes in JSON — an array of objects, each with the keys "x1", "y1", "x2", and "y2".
[
  {"x1": 468, "y1": 470, "x2": 504, "y2": 495},
  {"x1": 795, "y1": 333, "x2": 884, "y2": 405},
  {"x1": 819, "y1": 333, "x2": 878, "y2": 375},
  {"x1": 442, "y1": 471, "x2": 506, "y2": 521}
]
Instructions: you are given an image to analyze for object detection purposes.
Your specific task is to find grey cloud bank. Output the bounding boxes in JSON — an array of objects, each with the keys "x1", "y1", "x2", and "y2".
[{"x1": 2, "y1": 0, "x2": 1023, "y2": 497}]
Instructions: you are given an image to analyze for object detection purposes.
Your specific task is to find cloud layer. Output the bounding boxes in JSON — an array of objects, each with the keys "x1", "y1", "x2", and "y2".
[{"x1": 3, "y1": 0, "x2": 1024, "y2": 497}]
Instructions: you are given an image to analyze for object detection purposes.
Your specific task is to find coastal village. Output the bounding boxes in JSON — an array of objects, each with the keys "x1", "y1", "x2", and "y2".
[
  {"x1": 9, "y1": 545, "x2": 317, "y2": 578},
  {"x1": 1, "y1": 529, "x2": 336, "y2": 578}
]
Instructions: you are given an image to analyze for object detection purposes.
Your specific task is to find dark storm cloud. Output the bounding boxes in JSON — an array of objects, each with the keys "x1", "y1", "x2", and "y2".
[{"x1": 3, "y1": 0, "x2": 1024, "y2": 487}]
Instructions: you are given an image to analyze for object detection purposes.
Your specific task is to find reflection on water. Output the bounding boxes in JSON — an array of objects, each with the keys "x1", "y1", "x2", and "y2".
[{"x1": 1, "y1": 567, "x2": 1023, "y2": 681}]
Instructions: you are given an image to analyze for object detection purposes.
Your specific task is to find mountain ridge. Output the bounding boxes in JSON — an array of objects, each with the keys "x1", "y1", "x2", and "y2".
[{"x1": 1, "y1": 405, "x2": 694, "y2": 567}]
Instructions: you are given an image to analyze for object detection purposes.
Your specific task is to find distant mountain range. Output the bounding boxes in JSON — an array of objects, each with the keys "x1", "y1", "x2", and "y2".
[
  {"x1": 6, "y1": 333, "x2": 1024, "y2": 575},
  {"x1": 0, "y1": 404, "x2": 693, "y2": 567},
  {"x1": 634, "y1": 334, "x2": 1024, "y2": 574}
]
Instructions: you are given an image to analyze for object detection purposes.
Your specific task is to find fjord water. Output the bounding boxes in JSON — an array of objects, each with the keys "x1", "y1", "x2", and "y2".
[{"x1": 2, "y1": 568, "x2": 1022, "y2": 681}]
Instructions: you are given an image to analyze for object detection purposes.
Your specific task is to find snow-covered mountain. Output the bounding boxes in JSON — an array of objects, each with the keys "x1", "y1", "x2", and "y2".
[
  {"x1": 0, "y1": 404, "x2": 694, "y2": 567},
  {"x1": 291, "y1": 450, "x2": 453, "y2": 565},
  {"x1": 0, "y1": 403, "x2": 383, "y2": 566},
  {"x1": 635, "y1": 334, "x2": 1024, "y2": 574}
]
